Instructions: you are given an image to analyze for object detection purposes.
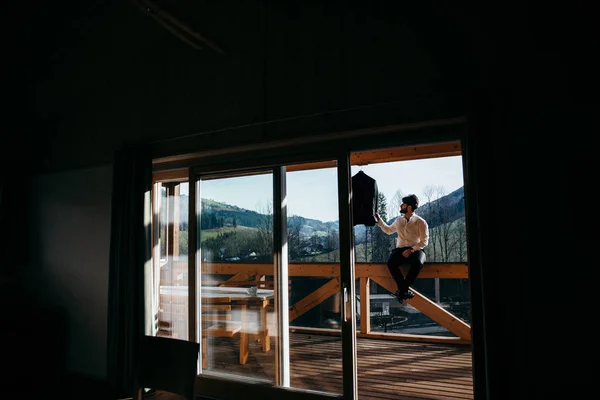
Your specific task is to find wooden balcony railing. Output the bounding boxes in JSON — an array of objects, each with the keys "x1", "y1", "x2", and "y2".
[
  {"x1": 162, "y1": 261, "x2": 470, "y2": 345},
  {"x1": 202, "y1": 262, "x2": 470, "y2": 344}
]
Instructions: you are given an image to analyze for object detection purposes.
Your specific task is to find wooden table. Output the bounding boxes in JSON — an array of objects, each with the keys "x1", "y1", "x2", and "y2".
[{"x1": 201, "y1": 286, "x2": 274, "y2": 364}]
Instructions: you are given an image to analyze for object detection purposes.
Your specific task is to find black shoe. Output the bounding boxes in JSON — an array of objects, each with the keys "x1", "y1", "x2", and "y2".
[
  {"x1": 393, "y1": 290, "x2": 404, "y2": 303},
  {"x1": 403, "y1": 289, "x2": 415, "y2": 300}
]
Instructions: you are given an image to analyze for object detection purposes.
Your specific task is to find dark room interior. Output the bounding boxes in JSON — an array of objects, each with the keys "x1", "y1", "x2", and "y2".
[{"x1": 1, "y1": 1, "x2": 596, "y2": 399}]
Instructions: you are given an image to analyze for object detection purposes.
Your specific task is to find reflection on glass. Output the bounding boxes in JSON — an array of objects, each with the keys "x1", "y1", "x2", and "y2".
[
  {"x1": 199, "y1": 173, "x2": 276, "y2": 383},
  {"x1": 286, "y1": 164, "x2": 342, "y2": 395},
  {"x1": 155, "y1": 182, "x2": 189, "y2": 340}
]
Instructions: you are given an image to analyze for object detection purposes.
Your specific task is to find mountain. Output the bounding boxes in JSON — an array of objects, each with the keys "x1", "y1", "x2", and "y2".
[
  {"x1": 288, "y1": 215, "x2": 339, "y2": 238},
  {"x1": 200, "y1": 198, "x2": 267, "y2": 228},
  {"x1": 416, "y1": 186, "x2": 465, "y2": 228},
  {"x1": 177, "y1": 197, "x2": 338, "y2": 236},
  {"x1": 179, "y1": 185, "x2": 464, "y2": 233}
]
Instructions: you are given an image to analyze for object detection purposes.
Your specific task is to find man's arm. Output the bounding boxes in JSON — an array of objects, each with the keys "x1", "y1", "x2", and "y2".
[{"x1": 375, "y1": 213, "x2": 396, "y2": 234}]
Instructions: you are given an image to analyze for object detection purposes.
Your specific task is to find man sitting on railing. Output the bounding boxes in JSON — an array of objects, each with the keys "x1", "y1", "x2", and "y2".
[{"x1": 375, "y1": 194, "x2": 429, "y2": 302}]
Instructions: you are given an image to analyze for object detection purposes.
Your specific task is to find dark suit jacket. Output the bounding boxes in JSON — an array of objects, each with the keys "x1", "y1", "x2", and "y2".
[{"x1": 352, "y1": 171, "x2": 379, "y2": 226}]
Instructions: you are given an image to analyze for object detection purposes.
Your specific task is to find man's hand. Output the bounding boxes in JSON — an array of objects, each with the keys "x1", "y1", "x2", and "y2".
[{"x1": 402, "y1": 249, "x2": 413, "y2": 258}]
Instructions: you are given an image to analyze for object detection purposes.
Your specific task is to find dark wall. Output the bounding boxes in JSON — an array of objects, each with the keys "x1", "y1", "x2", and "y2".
[
  {"x1": 5, "y1": 0, "x2": 472, "y2": 172},
  {"x1": 463, "y1": 3, "x2": 597, "y2": 398}
]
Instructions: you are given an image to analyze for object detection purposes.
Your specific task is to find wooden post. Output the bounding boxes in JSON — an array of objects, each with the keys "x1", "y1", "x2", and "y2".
[
  {"x1": 239, "y1": 304, "x2": 249, "y2": 364},
  {"x1": 360, "y1": 277, "x2": 371, "y2": 334}
]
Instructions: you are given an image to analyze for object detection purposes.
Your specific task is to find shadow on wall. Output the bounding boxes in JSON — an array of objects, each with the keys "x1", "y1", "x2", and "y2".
[
  {"x1": 1, "y1": 173, "x2": 68, "y2": 395},
  {"x1": 1, "y1": 289, "x2": 69, "y2": 397}
]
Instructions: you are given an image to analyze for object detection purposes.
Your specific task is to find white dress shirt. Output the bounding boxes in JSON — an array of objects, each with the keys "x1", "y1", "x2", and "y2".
[{"x1": 377, "y1": 213, "x2": 429, "y2": 251}]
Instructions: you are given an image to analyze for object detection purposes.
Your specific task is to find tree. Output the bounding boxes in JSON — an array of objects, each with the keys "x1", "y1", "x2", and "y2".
[
  {"x1": 325, "y1": 228, "x2": 339, "y2": 262},
  {"x1": 422, "y1": 185, "x2": 439, "y2": 261},
  {"x1": 388, "y1": 189, "x2": 405, "y2": 219},
  {"x1": 288, "y1": 215, "x2": 304, "y2": 261},
  {"x1": 451, "y1": 218, "x2": 467, "y2": 262},
  {"x1": 372, "y1": 192, "x2": 392, "y2": 262},
  {"x1": 179, "y1": 231, "x2": 188, "y2": 255},
  {"x1": 363, "y1": 226, "x2": 372, "y2": 262},
  {"x1": 436, "y1": 190, "x2": 456, "y2": 262},
  {"x1": 310, "y1": 233, "x2": 323, "y2": 254},
  {"x1": 254, "y1": 202, "x2": 273, "y2": 261}
]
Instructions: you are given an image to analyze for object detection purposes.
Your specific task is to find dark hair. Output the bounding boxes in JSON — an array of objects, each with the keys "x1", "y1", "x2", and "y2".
[{"x1": 402, "y1": 194, "x2": 419, "y2": 210}]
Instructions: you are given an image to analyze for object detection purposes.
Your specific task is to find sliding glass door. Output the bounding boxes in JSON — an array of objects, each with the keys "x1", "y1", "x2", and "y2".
[
  {"x1": 151, "y1": 136, "x2": 472, "y2": 400},
  {"x1": 193, "y1": 157, "x2": 357, "y2": 398},
  {"x1": 285, "y1": 161, "x2": 344, "y2": 395},
  {"x1": 195, "y1": 170, "x2": 278, "y2": 381}
]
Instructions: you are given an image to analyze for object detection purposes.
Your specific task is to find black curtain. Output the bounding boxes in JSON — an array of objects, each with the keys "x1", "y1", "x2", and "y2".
[{"x1": 106, "y1": 144, "x2": 152, "y2": 398}]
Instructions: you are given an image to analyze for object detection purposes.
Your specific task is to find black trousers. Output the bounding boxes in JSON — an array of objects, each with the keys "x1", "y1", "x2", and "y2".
[{"x1": 386, "y1": 246, "x2": 426, "y2": 293}]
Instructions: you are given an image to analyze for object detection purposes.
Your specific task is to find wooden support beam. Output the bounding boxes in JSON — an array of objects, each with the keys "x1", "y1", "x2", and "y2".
[
  {"x1": 351, "y1": 142, "x2": 461, "y2": 165},
  {"x1": 371, "y1": 276, "x2": 471, "y2": 341},
  {"x1": 286, "y1": 161, "x2": 337, "y2": 172},
  {"x1": 201, "y1": 263, "x2": 274, "y2": 276},
  {"x1": 355, "y1": 263, "x2": 468, "y2": 279},
  {"x1": 153, "y1": 168, "x2": 189, "y2": 183},
  {"x1": 226, "y1": 273, "x2": 252, "y2": 283},
  {"x1": 200, "y1": 262, "x2": 468, "y2": 278},
  {"x1": 289, "y1": 278, "x2": 341, "y2": 322}
]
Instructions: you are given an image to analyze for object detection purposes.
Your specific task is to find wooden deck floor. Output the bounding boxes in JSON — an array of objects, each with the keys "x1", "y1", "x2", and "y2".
[{"x1": 205, "y1": 332, "x2": 473, "y2": 400}]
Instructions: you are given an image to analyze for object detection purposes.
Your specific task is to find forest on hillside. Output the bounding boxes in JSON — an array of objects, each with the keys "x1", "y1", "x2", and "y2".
[{"x1": 168, "y1": 186, "x2": 466, "y2": 265}]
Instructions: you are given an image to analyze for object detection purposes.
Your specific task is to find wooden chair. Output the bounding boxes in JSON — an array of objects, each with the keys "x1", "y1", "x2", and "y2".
[
  {"x1": 206, "y1": 276, "x2": 291, "y2": 349},
  {"x1": 201, "y1": 296, "x2": 242, "y2": 368},
  {"x1": 134, "y1": 335, "x2": 200, "y2": 400},
  {"x1": 210, "y1": 278, "x2": 290, "y2": 353}
]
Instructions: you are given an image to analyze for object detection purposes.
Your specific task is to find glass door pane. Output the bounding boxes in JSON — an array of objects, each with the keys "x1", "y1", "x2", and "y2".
[
  {"x1": 154, "y1": 181, "x2": 190, "y2": 340},
  {"x1": 197, "y1": 171, "x2": 277, "y2": 382},
  {"x1": 350, "y1": 148, "x2": 473, "y2": 400},
  {"x1": 286, "y1": 162, "x2": 342, "y2": 396}
]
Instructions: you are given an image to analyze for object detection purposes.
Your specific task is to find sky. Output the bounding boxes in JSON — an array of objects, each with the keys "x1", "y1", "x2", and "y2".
[{"x1": 183, "y1": 156, "x2": 464, "y2": 222}]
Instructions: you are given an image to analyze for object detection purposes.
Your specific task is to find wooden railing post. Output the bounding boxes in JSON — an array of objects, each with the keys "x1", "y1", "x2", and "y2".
[{"x1": 359, "y1": 277, "x2": 370, "y2": 334}]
